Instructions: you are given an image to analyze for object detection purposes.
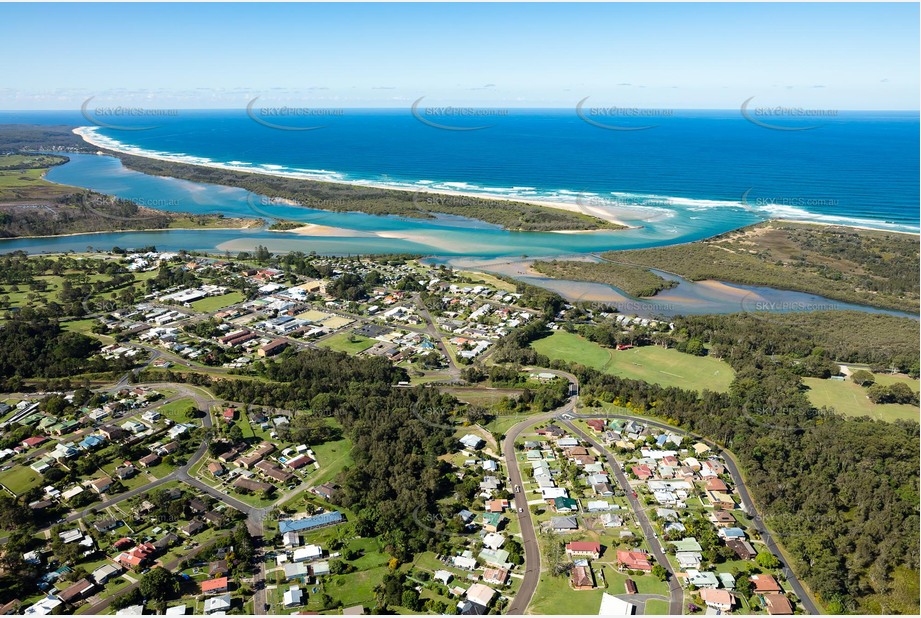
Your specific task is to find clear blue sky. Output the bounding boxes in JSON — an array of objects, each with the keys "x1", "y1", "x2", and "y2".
[{"x1": 1, "y1": 2, "x2": 917, "y2": 110}]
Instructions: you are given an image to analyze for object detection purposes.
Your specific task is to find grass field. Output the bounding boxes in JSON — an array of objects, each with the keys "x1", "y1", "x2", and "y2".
[
  {"x1": 190, "y1": 292, "x2": 245, "y2": 312},
  {"x1": 0, "y1": 464, "x2": 44, "y2": 495},
  {"x1": 319, "y1": 332, "x2": 373, "y2": 355},
  {"x1": 456, "y1": 270, "x2": 517, "y2": 292},
  {"x1": 156, "y1": 398, "x2": 199, "y2": 423},
  {"x1": 804, "y1": 377, "x2": 919, "y2": 423},
  {"x1": 531, "y1": 330, "x2": 734, "y2": 392}
]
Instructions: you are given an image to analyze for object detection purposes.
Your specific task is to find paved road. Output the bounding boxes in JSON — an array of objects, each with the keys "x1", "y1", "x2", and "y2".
[
  {"x1": 560, "y1": 418, "x2": 684, "y2": 615},
  {"x1": 503, "y1": 410, "x2": 558, "y2": 614},
  {"x1": 571, "y1": 411, "x2": 821, "y2": 615},
  {"x1": 501, "y1": 368, "x2": 581, "y2": 614}
]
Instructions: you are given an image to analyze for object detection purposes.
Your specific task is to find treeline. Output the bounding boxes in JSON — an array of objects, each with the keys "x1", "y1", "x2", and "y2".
[
  {"x1": 0, "y1": 311, "x2": 106, "y2": 389},
  {"x1": 531, "y1": 259, "x2": 678, "y2": 298},
  {"x1": 113, "y1": 152, "x2": 615, "y2": 232},
  {"x1": 0, "y1": 124, "x2": 94, "y2": 152},
  {"x1": 673, "y1": 312, "x2": 919, "y2": 376},
  {"x1": 603, "y1": 221, "x2": 920, "y2": 312}
]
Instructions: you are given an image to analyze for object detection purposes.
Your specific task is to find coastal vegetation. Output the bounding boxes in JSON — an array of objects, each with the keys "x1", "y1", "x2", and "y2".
[
  {"x1": 531, "y1": 258, "x2": 678, "y2": 297},
  {"x1": 0, "y1": 124, "x2": 94, "y2": 152},
  {"x1": 110, "y1": 151, "x2": 620, "y2": 232},
  {"x1": 601, "y1": 221, "x2": 919, "y2": 312}
]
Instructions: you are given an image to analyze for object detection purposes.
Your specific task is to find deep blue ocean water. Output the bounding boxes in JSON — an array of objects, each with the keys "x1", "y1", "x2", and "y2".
[{"x1": 1, "y1": 109, "x2": 918, "y2": 233}]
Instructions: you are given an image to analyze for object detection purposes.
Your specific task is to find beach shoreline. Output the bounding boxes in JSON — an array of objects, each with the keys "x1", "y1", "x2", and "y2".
[{"x1": 74, "y1": 126, "x2": 638, "y2": 229}]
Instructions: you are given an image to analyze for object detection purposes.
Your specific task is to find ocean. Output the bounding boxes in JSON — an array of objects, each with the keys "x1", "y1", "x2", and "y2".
[{"x1": 1, "y1": 108, "x2": 918, "y2": 234}]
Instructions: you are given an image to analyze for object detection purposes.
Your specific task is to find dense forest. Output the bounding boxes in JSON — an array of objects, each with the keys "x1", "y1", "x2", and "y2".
[
  {"x1": 112, "y1": 152, "x2": 616, "y2": 232},
  {"x1": 602, "y1": 221, "x2": 920, "y2": 312},
  {"x1": 531, "y1": 258, "x2": 678, "y2": 297},
  {"x1": 0, "y1": 312, "x2": 106, "y2": 389},
  {"x1": 674, "y1": 311, "x2": 920, "y2": 376},
  {"x1": 0, "y1": 124, "x2": 94, "y2": 152},
  {"x1": 521, "y1": 313, "x2": 920, "y2": 614}
]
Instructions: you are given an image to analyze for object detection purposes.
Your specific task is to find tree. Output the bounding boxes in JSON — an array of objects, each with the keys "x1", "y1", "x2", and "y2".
[
  {"x1": 652, "y1": 564, "x2": 668, "y2": 581},
  {"x1": 850, "y1": 369, "x2": 875, "y2": 386},
  {"x1": 139, "y1": 567, "x2": 179, "y2": 600},
  {"x1": 735, "y1": 575, "x2": 754, "y2": 598},
  {"x1": 756, "y1": 551, "x2": 781, "y2": 570},
  {"x1": 401, "y1": 589, "x2": 420, "y2": 611}
]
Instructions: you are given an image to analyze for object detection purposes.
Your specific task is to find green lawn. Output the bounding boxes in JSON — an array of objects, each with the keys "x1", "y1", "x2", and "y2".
[
  {"x1": 531, "y1": 331, "x2": 734, "y2": 392},
  {"x1": 157, "y1": 398, "x2": 199, "y2": 423},
  {"x1": 319, "y1": 332, "x2": 374, "y2": 355},
  {"x1": 308, "y1": 428, "x2": 354, "y2": 487},
  {"x1": 528, "y1": 571, "x2": 605, "y2": 615},
  {"x1": 804, "y1": 377, "x2": 919, "y2": 423},
  {"x1": 60, "y1": 318, "x2": 98, "y2": 335},
  {"x1": 190, "y1": 292, "x2": 245, "y2": 312},
  {"x1": 0, "y1": 464, "x2": 44, "y2": 495},
  {"x1": 644, "y1": 599, "x2": 670, "y2": 615},
  {"x1": 303, "y1": 565, "x2": 390, "y2": 611}
]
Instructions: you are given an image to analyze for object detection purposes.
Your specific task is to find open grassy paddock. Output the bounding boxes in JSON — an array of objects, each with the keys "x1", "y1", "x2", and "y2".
[{"x1": 531, "y1": 330, "x2": 734, "y2": 392}]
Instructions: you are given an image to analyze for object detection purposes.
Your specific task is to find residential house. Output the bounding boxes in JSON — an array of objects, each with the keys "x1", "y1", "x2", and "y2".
[
  {"x1": 138, "y1": 453, "x2": 160, "y2": 468},
  {"x1": 283, "y1": 562, "x2": 309, "y2": 582},
  {"x1": 88, "y1": 477, "x2": 113, "y2": 494},
  {"x1": 203, "y1": 594, "x2": 231, "y2": 615},
  {"x1": 726, "y1": 539, "x2": 758, "y2": 560},
  {"x1": 570, "y1": 566, "x2": 594, "y2": 591},
  {"x1": 616, "y1": 550, "x2": 653, "y2": 572},
  {"x1": 550, "y1": 516, "x2": 578, "y2": 531},
  {"x1": 565, "y1": 542, "x2": 601, "y2": 560},
  {"x1": 209, "y1": 560, "x2": 228, "y2": 578},
  {"x1": 201, "y1": 577, "x2": 229, "y2": 595},
  {"x1": 700, "y1": 589, "x2": 734, "y2": 611},
  {"x1": 283, "y1": 586, "x2": 303, "y2": 608},
  {"x1": 465, "y1": 583, "x2": 496, "y2": 610},
  {"x1": 763, "y1": 593, "x2": 794, "y2": 615},
  {"x1": 181, "y1": 520, "x2": 205, "y2": 536},
  {"x1": 56, "y1": 578, "x2": 97, "y2": 604},
  {"x1": 751, "y1": 574, "x2": 783, "y2": 594},
  {"x1": 482, "y1": 568, "x2": 508, "y2": 586}
]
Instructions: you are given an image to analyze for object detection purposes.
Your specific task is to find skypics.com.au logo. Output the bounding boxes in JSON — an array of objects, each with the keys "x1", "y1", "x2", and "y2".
[{"x1": 81, "y1": 97, "x2": 178, "y2": 131}]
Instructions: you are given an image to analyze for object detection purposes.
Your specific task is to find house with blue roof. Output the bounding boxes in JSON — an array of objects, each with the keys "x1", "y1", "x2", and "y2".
[
  {"x1": 278, "y1": 511, "x2": 344, "y2": 534},
  {"x1": 79, "y1": 435, "x2": 106, "y2": 451}
]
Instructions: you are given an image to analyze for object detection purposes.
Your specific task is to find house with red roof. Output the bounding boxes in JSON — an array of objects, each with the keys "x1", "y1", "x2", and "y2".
[
  {"x1": 116, "y1": 542, "x2": 156, "y2": 569},
  {"x1": 751, "y1": 574, "x2": 783, "y2": 594},
  {"x1": 201, "y1": 577, "x2": 229, "y2": 594},
  {"x1": 632, "y1": 464, "x2": 653, "y2": 480},
  {"x1": 616, "y1": 550, "x2": 653, "y2": 572},
  {"x1": 21, "y1": 436, "x2": 47, "y2": 449},
  {"x1": 586, "y1": 419, "x2": 606, "y2": 432}
]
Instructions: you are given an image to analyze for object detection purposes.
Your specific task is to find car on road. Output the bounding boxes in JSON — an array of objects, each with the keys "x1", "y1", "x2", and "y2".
[{"x1": 632, "y1": 491, "x2": 638, "y2": 498}]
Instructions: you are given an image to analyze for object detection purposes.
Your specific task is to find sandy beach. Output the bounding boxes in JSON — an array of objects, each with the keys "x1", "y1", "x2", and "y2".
[{"x1": 74, "y1": 126, "x2": 636, "y2": 229}]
